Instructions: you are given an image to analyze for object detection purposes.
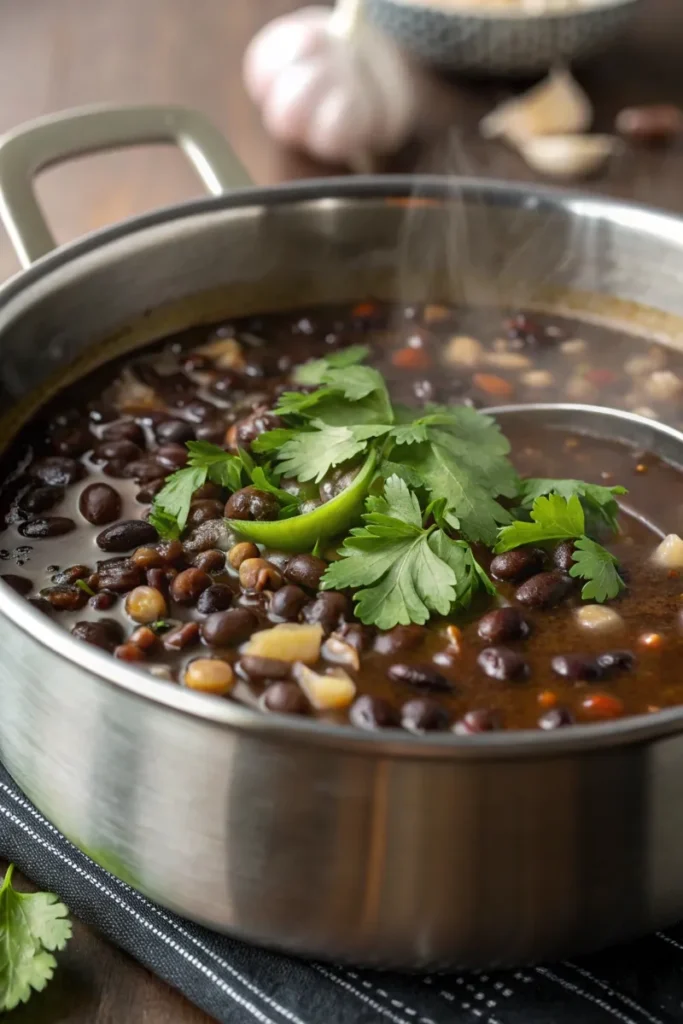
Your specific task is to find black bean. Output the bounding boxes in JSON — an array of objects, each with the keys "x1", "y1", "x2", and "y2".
[
  {"x1": 146, "y1": 566, "x2": 175, "y2": 595},
  {"x1": 239, "y1": 655, "x2": 291, "y2": 681},
  {"x1": 19, "y1": 516, "x2": 75, "y2": 538},
  {"x1": 193, "y1": 549, "x2": 226, "y2": 573},
  {"x1": 453, "y1": 708, "x2": 503, "y2": 734},
  {"x1": 337, "y1": 622, "x2": 375, "y2": 651},
  {"x1": 232, "y1": 409, "x2": 282, "y2": 448},
  {"x1": 477, "y1": 607, "x2": 530, "y2": 644},
  {"x1": 170, "y1": 568, "x2": 212, "y2": 605},
  {"x1": 30, "y1": 456, "x2": 84, "y2": 487},
  {"x1": 154, "y1": 419, "x2": 195, "y2": 445},
  {"x1": 197, "y1": 584, "x2": 233, "y2": 614},
  {"x1": 387, "y1": 662, "x2": 454, "y2": 692},
  {"x1": 201, "y1": 608, "x2": 258, "y2": 647},
  {"x1": 1, "y1": 573, "x2": 32, "y2": 596},
  {"x1": 551, "y1": 654, "x2": 602, "y2": 682},
  {"x1": 51, "y1": 564, "x2": 91, "y2": 585},
  {"x1": 516, "y1": 571, "x2": 573, "y2": 608},
  {"x1": 490, "y1": 547, "x2": 544, "y2": 583},
  {"x1": 225, "y1": 487, "x2": 280, "y2": 522},
  {"x1": 102, "y1": 459, "x2": 132, "y2": 479},
  {"x1": 538, "y1": 707, "x2": 575, "y2": 729},
  {"x1": 553, "y1": 541, "x2": 577, "y2": 572},
  {"x1": 71, "y1": 619, "x2": 124, "y2": 653},
  {"x1": 124, "y1": 458, "x2": 166, "y2": 482},
  {"x1": 101, "y1": 420, "x2": 146, "y2": 446},
  {"x1": 79, "y1": 483, "x2": 122, "y2": 526},
  {"x1": 51, "y1": 424, "x2": 93, "y2": 457},
  {"x1": 192, "y1": 482, "x2": 223, "y2": 502},
  {"x1": 194, "y1": 420, "x2": 227, "y2": 445},
  {"x1": 155, "y1": 444, "x2": 188, "y2": 472},
  {"x1": 284, "y1": 554, "x2": 327, "y2": 590},
  {"x1": 596, "y1": 650, "x2": 636, "y2": 675},
  {"x1": 28, "y1": 597, "x2": 52, "y2": 615},
  {"x1": 183, "y1": 399, "x2": 216, "y2": 423},
  {"x1": 374, "y1": 624, "x2": 426, "y2": 655},
  {"x1": 302, "y1": 591, "x2": 349, "y2": 635},
  {"x1": 89, "y1": 591, "x2": 117, "y2": 611},
  {"x1": 92, "y1": 439, "x2": 142, "y2": 465},
  {"x1": 95, "y1": 558, "x2": 144, "y2": 592},
  {"x1": 186, "y1": 500, "x2": 224, "y2": 529},
  {"x1": 401, "y1": 698, "x2": 449, "y2": 733},
  {"x1": 135, "y1": 479, "x2": 166, "y2": 503},
  {"x1": 349, "y1": 695, "x2": 400, "y2": 730},
  {"x1": 269, "y1": 584, "x2": 308, "y2": 622},
  {"x1": 262, "y1": 681, "x2": 309, "y2": 715},
  {"x1": 477, "y1": 646, "x2": 529, "y2": 681},
  {"x1": 96, "y1": 520, "x2": 158, "y2": 552},
  {"x1": 19, "y1": 486, "x2": 65, "y2": 514},
  {"x1": 214, "y1": 372, "x2": 245, "y2": 399},
  {"x1": 41, "y1": 585, "x2": 88, "y2": 611}
]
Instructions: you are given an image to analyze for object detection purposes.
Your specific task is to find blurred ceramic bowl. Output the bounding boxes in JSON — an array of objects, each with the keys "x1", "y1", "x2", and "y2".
[{"x1": 363, "y1": 0, "x2": 642, "y2": 76}]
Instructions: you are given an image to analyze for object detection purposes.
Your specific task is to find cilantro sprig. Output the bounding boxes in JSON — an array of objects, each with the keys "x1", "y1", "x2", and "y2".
[
  {"x1": 495, "y1": 493, "x2": 625, "y2": 602},
  {"x1": 322, "y1": 476, "x2": 494, "y2": 629},
  {"x1": 0, "y1": 864, "x2": 72, "y2": 1011}
]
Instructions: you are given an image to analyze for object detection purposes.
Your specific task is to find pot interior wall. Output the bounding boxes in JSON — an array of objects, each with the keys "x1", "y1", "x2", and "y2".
[{"x1": 2, "y1": 185, "x2": 683, "y2": 438}]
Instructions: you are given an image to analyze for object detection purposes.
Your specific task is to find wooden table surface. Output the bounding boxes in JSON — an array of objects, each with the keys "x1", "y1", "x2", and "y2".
[{"x1": 1, "y1": 0, "x2": 683, "y2": 1019}]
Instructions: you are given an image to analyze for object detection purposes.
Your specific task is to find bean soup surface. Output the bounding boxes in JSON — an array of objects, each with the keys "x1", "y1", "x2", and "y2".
[{"x1": 1, "y1": 301, "x2": 683, "y2": 734}]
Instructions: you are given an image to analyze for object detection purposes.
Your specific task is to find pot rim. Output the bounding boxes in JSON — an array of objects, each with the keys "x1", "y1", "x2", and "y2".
[{"x1": 4, "y1": 174, "x2": 683, "y2": 759}]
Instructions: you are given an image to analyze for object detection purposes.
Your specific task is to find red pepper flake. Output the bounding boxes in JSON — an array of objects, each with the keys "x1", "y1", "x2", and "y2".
[
  {"x1": 391, "y1": 346, "x2": 433, "y2": 370},
  {"x1": 581, "y1": 692, "x2": 625, "y2": 720},
  {"x1": 472, "y1": 373, "x2": 514, "y2": 398},
  {"x1": 584, "y1": 368, "x2": 618, "y2": 387},
  {"x1": 351, "y1": 301, "x2": 378, "y2": 320}
]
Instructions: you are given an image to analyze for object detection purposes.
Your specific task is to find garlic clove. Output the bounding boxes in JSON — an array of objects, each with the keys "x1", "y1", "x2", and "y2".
[
  {"x1": 480, "y1": 68, "x2": 592, "y2": 147},
  {"x1": 243, "y1": 7, "x2": 330, "y2": 104},
  {"x1": 518, "y1": 134, "x2": 617, "y2": 179},
  {"x1": 651, "y1": 534, "x2": 683, "y2": 570},
  {"x1": 261, "y1": 58, "x2": 333, "y2": 148}
]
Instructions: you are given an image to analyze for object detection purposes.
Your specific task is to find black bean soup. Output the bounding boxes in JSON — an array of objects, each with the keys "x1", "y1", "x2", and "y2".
[{"x1": 1, "y1": 301, "x2": 683, "y2": 734}]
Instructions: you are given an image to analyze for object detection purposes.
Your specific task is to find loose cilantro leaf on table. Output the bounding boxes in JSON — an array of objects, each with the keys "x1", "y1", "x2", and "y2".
[
  {"x1": 322, "y1": 476, "x2": 494, "y2": 629},
  {"x1": 520, "y1": 478, "x2": 627, "y2": 533},
  {"x1": 569, "y1": 536, "x2": 626, "y2": 602},
  {"x1": 0, "y1": 863, "x2": 72, "y2": 1011}
]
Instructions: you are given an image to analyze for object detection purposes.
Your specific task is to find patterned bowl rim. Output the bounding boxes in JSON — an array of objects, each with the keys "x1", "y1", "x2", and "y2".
[{"x1": 375, "y1": 0, "x2": 642, "y2": 22}]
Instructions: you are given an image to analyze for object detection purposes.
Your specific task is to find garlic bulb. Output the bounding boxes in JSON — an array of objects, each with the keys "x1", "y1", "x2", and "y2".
[
  {"x1": 243, "y1": 2, "x2": 419, "y2": 167},
  {"x1": 518, "y1": 134, "x2": 617, "y2": 179},
  {"x1": 480, "y1": 68, "x2": 592, "y2": 147}
]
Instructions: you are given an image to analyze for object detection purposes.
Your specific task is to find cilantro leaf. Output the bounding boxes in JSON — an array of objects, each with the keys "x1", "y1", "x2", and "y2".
[
  {"x1": 275, "y1": 420, "x2": 392, "y2": 483},
  {"x1": 149, "y1": 465, "x2": 208, "y2": 539},
  {"x1": 521, "y1": 478, "x2": 627, "y2": 533},
  {"x1": 293, "y1": 345, "x2": 369, "y2": 385},
  {"x1": 0, "y1": 864, "x2": 72, "y2": 1011},
  {"x1": 569, "y1": 536, "x2": 625, "y2": 602},
  {"x1": 495, "y1": 493, "x2": 586, "y2": 553},
  {"x1": 251, "y1": 428, "x2": 297, "y2": 454},
  {"x1": 322, "y1": 476, "x2": 495, "y2": 628},
  {"x1": 392, "y1": 406, "x2": 519, "y2": 545},
  {"x1": 276, "y1": 364, "x2": 393, "y2": 425}
]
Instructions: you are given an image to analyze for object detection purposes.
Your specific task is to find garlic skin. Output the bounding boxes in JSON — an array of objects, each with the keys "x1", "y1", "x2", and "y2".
[
  {"x1": 480, "y1": 68, "x2": 593, "y2": 147},
  {"x1": 518, "y1": 134, "x2": 617, "y2": 179},
  {"x1": 243, "y1": 6, "x2": 419, "y2": 166}
]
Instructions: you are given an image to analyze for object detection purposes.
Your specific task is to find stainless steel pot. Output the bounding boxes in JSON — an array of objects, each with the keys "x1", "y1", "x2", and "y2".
[{"x1": 3, "y1": 105, "x2": 683, "y2": 969}]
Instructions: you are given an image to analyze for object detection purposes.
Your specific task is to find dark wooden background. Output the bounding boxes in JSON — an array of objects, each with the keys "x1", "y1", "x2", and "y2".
[{"x1": 2, "y1": 0, "x2": 683, "y2": 1018}]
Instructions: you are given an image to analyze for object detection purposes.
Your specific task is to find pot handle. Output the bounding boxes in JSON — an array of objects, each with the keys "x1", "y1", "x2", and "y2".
[{"x1": 0, "y1": 104, "x2": 252, "y2": 268}]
